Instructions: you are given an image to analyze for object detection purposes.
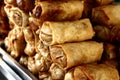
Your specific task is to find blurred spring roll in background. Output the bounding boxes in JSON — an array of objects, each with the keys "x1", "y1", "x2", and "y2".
[
  {"x1": 40, "y1": 18, "x2": 95, "y2": 45},
  {"x1": 92, "y1": 4, "x2": 120, "y2": 26},
  {"x1": 33, "y1": 0, "x2": 84, "y2": 21},
  {"x1": 95, "y1": 0, "x2": 114, "y2": 5},
  {"x1": 64, "y1": 63, "x2": 119, "y2": 80},
  {"x1": 102, "y1": 43, "x2": 119, "y2": 60},
  {"x1": 94, "y1": 25, "x2": 120, "y2": 44},
  {"x1": 50, "y1": 41, "x2": 103, "y2": 69},
  {"x1": 4, "y1": 5, "x2": 29, "y2": 28},
  {"x1": 0, "y1": 2, "x2": 10, "y2": 40}
]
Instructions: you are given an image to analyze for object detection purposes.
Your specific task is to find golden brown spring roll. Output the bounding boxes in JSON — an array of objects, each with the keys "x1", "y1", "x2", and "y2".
[
  {"x1": 50, "y1": 41, "x2": 103, "y2": 69},
  {"x1": 23, "y1": 27, "x2": 36, "y2": 56},
  {"x1": 4, "y1": 27, "x2": 26, "y2": 58},
  {"x1": 4, "y1": 5, "x2": 29, "y2": 28},
  {"x1": 33, "y1": 0, "x2": 84, "y2": 21},
  {"x1": 92, "y1": 4, "x2": 120, "y2": 26},
  {"x1": 95, "y1": 0, "x2": 114, "y2": 5},
  {"x1": 64, "y1": 63, "x2": 119, "y2": 80},
  {"x1": 36, "y1": 40, "x2": 50, "y2": 58},
  {"x1": 40, "y1": 18, "x2": 95, "y2": 45},
  {"x1": 49, "y1": 63, "x2": 66, "y2": 80}
]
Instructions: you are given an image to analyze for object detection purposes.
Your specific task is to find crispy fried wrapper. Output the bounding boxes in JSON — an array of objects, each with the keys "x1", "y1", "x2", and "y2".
[
  {"x1": 102, "y1": 43, "x2": 119, "y2": 60},
  {"x1": 95, "y1": 0, "x2": 114, "y2": 5},
  {"x1": 94, "y1": 25, "x2": 120, "y2": 43},
  {"x1": 92, "y1": 4, "x2": 120, "y2": 26},
  {"x1": 23, "y1": 27, "x2": 39, "y2": 56},
  {"x1": 4, "y1": 27, "x2": 26, "y2": 58},
  {"x1": 27, "y1": 53, "x2": 51, "y2": 74},
  {"x1": 40, "y1": 18, "x2": 95, "y2": 45},
  {"x1": 64, "y1": 63, "x2": 119, "y2": 80},
  {"x1": 4, "y1": 5, "x2": 29, "y2": 28},
  {"x1": 50, "y1": 41, "x2": 103, "y2": 69},
  {"x1": 49, "y1": 63, "x2": 65, "y2": 80},
  {"x1": 33, "y1": 0, "x2": 84, "y2": 21}
]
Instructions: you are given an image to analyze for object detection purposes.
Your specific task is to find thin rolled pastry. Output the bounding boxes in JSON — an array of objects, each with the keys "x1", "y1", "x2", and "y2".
[
  {"x1": 49, "y1": 63, "x2": 65, "y2": 80},
  {"x1": 95, "y1": 0, "x2": 114, "y2": 5},
  {"x1": 94, "y1": 25, "x2": 120, "y2": 44},
  {"x1": 102, "y1": 43, "x2": 119, "y2": 60},
  {"x1": 64, "y1": 63, "x2": 119, "y2": 80},
  {"x1": 4, "y1": 5, "x2": 29, "y2": 28},
  {"x1": 50, "y1": 41, "x2": 103, "y2": 69},
  {"x1": 23, "y1": 27, "x2": 36, "y2": 56},
  {"x1": 27, "y1": 53, "x2": 51, "y2": 74},
  {"x1": 36, "y1": 40, "x2": 50, "y2": 59},
  {"x1": 40, "y1": 18, "x2": 95, "y2": 45},
  {"x1": 4, "y1": 27, "x2": 26, "y2": 58},
  {"x1": 92, "y1": 4, "x2": 120, "y2": 26},
  {"x1": 33, "y1": 0, "x2": 84, "y2": 21}
]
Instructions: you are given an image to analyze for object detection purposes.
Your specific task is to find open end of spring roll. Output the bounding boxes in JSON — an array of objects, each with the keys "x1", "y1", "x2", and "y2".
[
  {"x1": 50, "y1": 41, "x2": 103, "y2": 69},
  {"x1": 40, "y1": 18, "x2": 95, "y2": 45},
  {"x1": 4, "y1": 5, "x2": 29, "y2": 28},
  {"x1": 92, "y1": 4, "x2": 120, "y2": 26},
  {"x1": 33, "y1": 1, "x2": 84, "y2": 21},
  {"x1": 50, "y1": 45, "x2": 67, "y2": 68},
  {"x1": 64, "y1": 63, "x2": 119, "y2": 80},
  {"x1": 49, "y1": 63, "x2": 65, "y2": 80}
]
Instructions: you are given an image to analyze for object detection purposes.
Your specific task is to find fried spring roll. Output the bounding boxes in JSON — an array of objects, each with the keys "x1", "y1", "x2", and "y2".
[
  {"x1": 94, "y1": 25, "x2": 120, "y2": 43},
  {"x1": 49, "y1": 63, "x2": 65, "y2": 80},
  {"x1": 23, "y1": 27, "x2": 36, "y2": 56},
  {"x1": 4, "y1": 27, "x2": 26, "y2": 58},
  {"x1": 36, "y1": 40, "x2": 50, "y2": 58},
  {"x1": 64, "y1": 63, "x2": 119, "y2": 80},
  {"x1": 40, "y1": 19, "x2": 95, "y2": 45},
  {"x1": 92, "y1": 4, "x2": 120, "y2": 26},
  {"x1": 50, "y1": 41, "x2": 103, "y2": 69},
  {"x1": 33, "y1": 1, "x2": 84, "y2": 21},
  {"x1": 103, "y1": 43, "x2": 119, "y2": 59},
  {"x1": 95, "y1": 0, "x2": 114, "y2": 5},
  {"x1": 4, "y1": 5, "x2": 29, "y2": 28}
]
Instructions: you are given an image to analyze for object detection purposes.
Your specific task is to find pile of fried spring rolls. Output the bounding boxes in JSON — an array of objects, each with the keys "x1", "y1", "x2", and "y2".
[{"x1": 2, "y1": 0, "x2": 120, "y2": 80}]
